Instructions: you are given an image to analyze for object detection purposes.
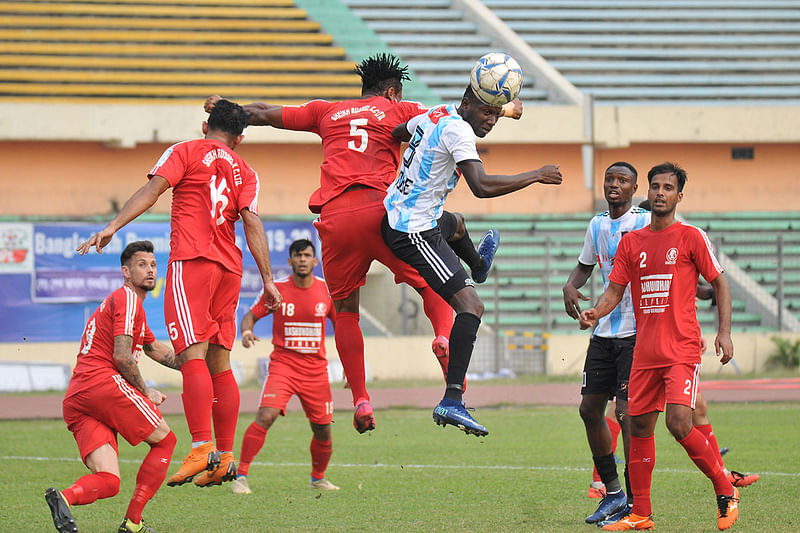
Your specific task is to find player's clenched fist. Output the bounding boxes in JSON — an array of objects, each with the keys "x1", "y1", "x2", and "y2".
[
  {"x1": 262, "y1": 280, "x2": 283, "y2": 311},
  {"x1": 535, "y1": 165, "x2": 563, "y2": 185}
]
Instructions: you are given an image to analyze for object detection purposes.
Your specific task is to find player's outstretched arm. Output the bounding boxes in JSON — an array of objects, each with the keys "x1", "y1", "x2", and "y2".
[
  {"x1": 579, "y1": 281, "x2": 626, "y2": 329},
  {"x1": 710, "y1": 273, "x2": 734, "y2": 364},
  {"x1": 241, "y1": 208, "x2": 282, "y2": 311},
  {"x1": 76, "y1": 176, "x2": 169, "y2": 255},
  {"x1": 458, "y1": 160, "x2": 562, "y2": 198},
  {"x1": 204, "y1": 94, "x2": 284, "y2": 128},
  {"x1": 240, "y1": 310, "x2": 263, "y2": 348},
  {"x1": 563, "y1": 262, "x2": 594, "y2": 319},
  {"x1": 143, "y1": 340, "x2": 180, "y2": 370}
]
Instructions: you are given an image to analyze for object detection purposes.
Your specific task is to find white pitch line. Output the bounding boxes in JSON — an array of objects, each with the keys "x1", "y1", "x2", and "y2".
[{"x1": 2, "y1": 455, "x2": 799, "y2": 477}]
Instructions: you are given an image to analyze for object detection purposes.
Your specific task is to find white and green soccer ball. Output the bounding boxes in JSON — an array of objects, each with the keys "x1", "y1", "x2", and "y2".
[{"x1": 469, "y1": 52, "x2": 523, "y2": 106}]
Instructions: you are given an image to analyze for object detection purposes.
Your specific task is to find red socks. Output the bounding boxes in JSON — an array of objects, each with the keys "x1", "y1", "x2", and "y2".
[
  {"x1": 629, "y1": 435, "x2": 655, "y2": 517},
  {"x1": 310, "y1": 437, "x2": 332, "y2": 480},
  {"x1": 334, "y1": 312, "x2": 368, "y2": 405},
  {"x1": 62, "y1": 471, "x2": 120, "y2": 506},
  {"x1": 211, "y1": 369, "x2": 239, "y2": 452},
  {"x1": 180, "y1": 358, "x2": 213, "y2": 443},
  {"x1": 678, "y1": 427, "x2": 733, "y2": 495},
  {"x1": 125, "y1": 431, "x2": 176, "y2": 524},
  {"x1": 695, "y1": 423, "x2": 726, "y2": 470},
  {"x1": 238, "y1": 422, "x2": 268, "y2": 477},
  {"x1": 419, "y1": 286, "x2": 454, "y2": 338}
]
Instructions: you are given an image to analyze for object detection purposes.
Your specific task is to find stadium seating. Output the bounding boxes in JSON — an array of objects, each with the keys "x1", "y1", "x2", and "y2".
[
  {"x1": 344, "y1": 0, "x2": 800, "y2": 104},
  {"x1": 342, "y1": 0, "x2": 549, "y2": 103},
  {"x1": 467, "y1": 213, "x2": 788, "y2": 333},
  {"x1": 0, "y1": 0, "x2": 361, "y2": 102},
  {"x1": 481, "y1": 0, "x2": 800, "y2": 103},
  {"x1": 684, "y1": 212, "x2": 800, "y2": 321}
]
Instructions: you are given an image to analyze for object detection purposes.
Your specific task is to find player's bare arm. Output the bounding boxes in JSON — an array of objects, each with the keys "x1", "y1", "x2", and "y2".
[
  {"x1": 579, "y1": 281, "x2": 627, "y2": 330},
  {"x1": 240, "y1": 309, "x2": 268, "y2": 348},
  {"x1": 77, "y1": 177, "x2": 169, "y2": 255},
  {"x1": 112, "y1": 334, "x2": 164, "y2": 405},
  {"x1": 204, "y1": 94, "x2": 284, "y2": 128},
  {"x1": 241, "y1": 208, "x2": 282, "y2": 310},
  {"x1": 458, "y1": 160, "x2": 562, "y2": 198},
  {"x1": 710, "y1": 273, "x2": 734, "y2": 364},
  {"x1": 142, "y1": 340, "x2": 180, "y2": 370},
  {"x1": 562, "y1": 262, "x2": 594, "y2": 319},
  {"x1": 392, "y1": 122, "x2": 412, "y2": 143}
]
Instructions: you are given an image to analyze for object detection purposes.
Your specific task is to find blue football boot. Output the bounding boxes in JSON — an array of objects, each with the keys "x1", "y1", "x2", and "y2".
[
  {"x1": 471, "y1": 229, "x2": 500, "y2": 283},
  {"x1": 432, "y1": 398, "x2": 488, "y2": 436},
  {"x1": 586, "y1": 489, "x2": 627, "y2": 523}
]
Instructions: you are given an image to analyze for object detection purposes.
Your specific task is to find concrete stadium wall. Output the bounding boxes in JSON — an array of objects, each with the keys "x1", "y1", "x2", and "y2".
[
  {"x1": 3, "y1": 332, "x2": 796, "y2": 389},
  {"x1": 3, "y1": 139, "x2": 798, "y2": 218}
]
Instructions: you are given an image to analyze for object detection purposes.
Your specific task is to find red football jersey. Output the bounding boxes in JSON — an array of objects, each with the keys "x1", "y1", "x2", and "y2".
[
  {"x1": 148, "y1": 138, "x2": 260, "y2": 274},
  {"x1": 281, "y1": 97, "x2": 427, "y2": 213},
  {"x1": 609, "y1": 221, "x2": 723, "y2": 369},
  {"x1": 67, "y1": 285, "x2": 155, "y2": 395},
  {"x1": 250, "y1": 275, "x2": 335, "y2": 371}
]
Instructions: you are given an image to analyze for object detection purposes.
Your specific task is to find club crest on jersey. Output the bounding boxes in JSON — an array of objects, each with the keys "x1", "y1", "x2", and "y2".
[
  {"x1": 315, "y1": 302, "x2": 328, "y2": 317},
  {"x1": 665, "y1": 247, "x2": 678, "y2": 265}
]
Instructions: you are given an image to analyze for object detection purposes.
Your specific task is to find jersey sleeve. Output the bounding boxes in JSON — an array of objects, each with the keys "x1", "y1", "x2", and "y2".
[
  {"x1": 281, "y1": 100, "x2": 328, "y2": 134},
  {"x1": 577, "y1": 220, "x2": 597, "y2": 266},
  {"x1": 608, "y1": 234, "x2": 632, "y2": 286},
  {"x1": 399, "y1": 100, "x2": 428, "y2": 121},
  {"x1": 143, "y1": 322, "x2": 156, "y2": 344},
  {"x1": 327, "y1": 294, "x2": 337, "y2": 325},
  {"x1": 111, "y1": 290, "x2": 137, "y2": 338},
  {"x1": 147, "y1": 142, "x2": 186, "y2": 187},
  {"x1": 249, "y1": 290, "x2": 269, "y2": 320},
  {"x1": 445, "y1": 121, "x2": 480, "y2": 164},
  {"x1": 690, "y1": 226, "x2": 724, "y2": 282},
  {"x1": 236, "y1": 166, "x2": 260, "y2": 216}
]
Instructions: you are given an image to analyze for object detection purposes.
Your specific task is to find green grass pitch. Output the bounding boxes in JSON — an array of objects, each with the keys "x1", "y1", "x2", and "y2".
[{"x1": 3, "y1": 403, "x2": 798, "y2": 532}]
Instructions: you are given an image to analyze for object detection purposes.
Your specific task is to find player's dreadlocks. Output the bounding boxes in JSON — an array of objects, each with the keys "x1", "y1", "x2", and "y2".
[{"x1": 355, "y1": 53, "x2": 411, "y2": 97}]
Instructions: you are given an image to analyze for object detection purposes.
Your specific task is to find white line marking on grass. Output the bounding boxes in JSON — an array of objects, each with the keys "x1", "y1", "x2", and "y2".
[{"x1": 3, "y1": 455, "x2": 799, "y2": 477}]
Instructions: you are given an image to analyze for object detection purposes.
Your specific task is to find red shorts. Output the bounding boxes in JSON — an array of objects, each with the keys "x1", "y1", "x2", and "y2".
[
  {"x1": 628, "y1": 363, "x2": 701, "y2": 416},
  {"x1": 315, "y1": 187, "x2": 427, "y2": 300},
  {"x1": 258, "y1": 355, "x2": 332, "y2": 424},
  {"x1": 164, "y1": 258, "x2": 240, "y2": 353},
  {"x1": 63, "y1": 373, "x2": 163, "y2": 462}
]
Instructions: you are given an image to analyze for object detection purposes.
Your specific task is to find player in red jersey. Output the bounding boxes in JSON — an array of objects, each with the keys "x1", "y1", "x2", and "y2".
[
  {"x1": 45, "y1": 241, "x2": 179, "y2": 533},
  {"x1": 204, "y1": 54, "x2": 521, "y2": 433},
  {"x1": 580, "y1": 162, "x2": 740, "y2": 531},
  {"x1": 230, "y1": 239, "x2": 340, "y2": 494},
  {"x1": 77, "y1": 100, "x2": 282, "y2": 489}
]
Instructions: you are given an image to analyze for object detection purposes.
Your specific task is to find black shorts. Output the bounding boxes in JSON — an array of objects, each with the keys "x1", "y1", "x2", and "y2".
[
  {"x1": 381, "y1": 214, "x2": 472, "y2": 302},
  {"x1": 581, "y1": 335, "x2": 635, "y2": 401}
]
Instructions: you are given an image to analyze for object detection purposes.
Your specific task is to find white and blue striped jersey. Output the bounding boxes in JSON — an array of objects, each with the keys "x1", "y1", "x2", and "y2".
[
  {"x1": 384, "y1": 104, "x2": 480, "y2": 233},
  {"x1": 578, "y1": 206, "x2": 651, "y2": 338}
]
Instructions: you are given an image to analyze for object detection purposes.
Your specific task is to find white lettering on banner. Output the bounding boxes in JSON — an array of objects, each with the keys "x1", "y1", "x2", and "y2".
[{"x1": 34, "y1": 232, "x2": 122, "y2": 259}]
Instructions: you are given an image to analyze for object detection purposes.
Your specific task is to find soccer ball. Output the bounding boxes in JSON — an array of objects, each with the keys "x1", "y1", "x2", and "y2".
[{"x1": 469, "y1": 52, "x2": 523, "y2": 106}]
